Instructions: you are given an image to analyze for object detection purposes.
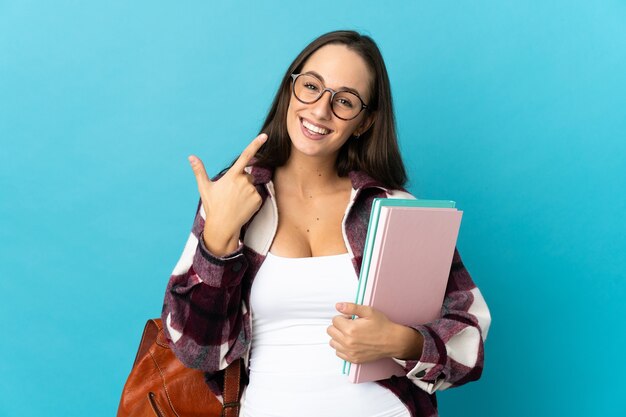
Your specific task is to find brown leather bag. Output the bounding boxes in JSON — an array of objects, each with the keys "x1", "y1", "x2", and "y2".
[{"x1": 117, "y1": 319, "x2": 242, "y2": 417}]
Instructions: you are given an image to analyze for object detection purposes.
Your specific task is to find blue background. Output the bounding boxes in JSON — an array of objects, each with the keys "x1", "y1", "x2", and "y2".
[{"x1": 1, "y1": 1, "x2": 625, "y2": 416}]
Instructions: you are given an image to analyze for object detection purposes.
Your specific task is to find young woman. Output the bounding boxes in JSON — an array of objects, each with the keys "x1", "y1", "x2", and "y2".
[{"x1": 162, "y1": 30, "x2": 491, "y2": 417}]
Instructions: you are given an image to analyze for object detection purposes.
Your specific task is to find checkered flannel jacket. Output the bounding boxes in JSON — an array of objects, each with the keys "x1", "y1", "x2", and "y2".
[{"x1": 162, "y1": 165, "x2": 491, "y2": 417}]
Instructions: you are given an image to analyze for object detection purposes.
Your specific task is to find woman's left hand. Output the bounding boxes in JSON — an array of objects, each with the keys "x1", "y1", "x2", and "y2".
[{"x1": 327, "y1": 302, "x2": 424, "y2": 364}]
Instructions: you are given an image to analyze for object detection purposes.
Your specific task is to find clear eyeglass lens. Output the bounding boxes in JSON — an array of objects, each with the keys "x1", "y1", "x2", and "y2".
[
  {"x1": 295, "y1": 74, "x2": 323, "y2": 102},
  {"x1": 294, "y1": 74, "x2": 362, "y2": 120}
]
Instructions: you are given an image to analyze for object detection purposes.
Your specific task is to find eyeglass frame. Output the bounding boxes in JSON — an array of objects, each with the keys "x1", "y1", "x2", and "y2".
[{"x1": 290, "y1": 73, "x2": 369, "y2": 121}]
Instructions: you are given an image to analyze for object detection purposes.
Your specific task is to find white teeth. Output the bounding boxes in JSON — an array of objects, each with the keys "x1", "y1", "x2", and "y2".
[{"x1": 302, "y1": 119, "x2": 330, "y2": 135}]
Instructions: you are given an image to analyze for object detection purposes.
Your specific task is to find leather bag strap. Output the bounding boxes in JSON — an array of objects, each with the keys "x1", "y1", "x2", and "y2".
[{"x1": 222, "y1": 359, "x2": 242, "y2": 417}]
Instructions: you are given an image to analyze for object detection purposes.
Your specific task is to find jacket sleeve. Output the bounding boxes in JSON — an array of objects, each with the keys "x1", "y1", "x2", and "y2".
[
  {"x1": 161, "y1": 199, "x2": 252, "y2": 372},
  {"x1": 393, "y1": 248, "x2": 491, "y2": 394}
]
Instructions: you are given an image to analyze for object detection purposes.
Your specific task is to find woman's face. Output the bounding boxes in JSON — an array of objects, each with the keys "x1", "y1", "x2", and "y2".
[{"x1": 286, "y1": 44, "x2": 374, "y2": 162}]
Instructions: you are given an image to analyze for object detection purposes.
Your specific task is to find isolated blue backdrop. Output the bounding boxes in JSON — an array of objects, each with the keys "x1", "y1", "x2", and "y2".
[{"x1": 1, "y1": 1, "x2": 625, "y2": 416}]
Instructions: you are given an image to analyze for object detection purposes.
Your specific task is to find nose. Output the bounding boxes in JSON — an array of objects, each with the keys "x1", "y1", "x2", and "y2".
[{"x1": 309, "y1": 89, "x2": 333, "y2": 120}]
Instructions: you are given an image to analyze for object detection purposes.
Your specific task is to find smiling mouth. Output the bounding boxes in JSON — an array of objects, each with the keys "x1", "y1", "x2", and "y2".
[{"x1": 300, "y1": 117, "x2": 332, "y2": 136}]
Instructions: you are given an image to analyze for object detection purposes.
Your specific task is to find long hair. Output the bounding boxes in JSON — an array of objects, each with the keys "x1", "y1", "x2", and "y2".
[{"x1": 254, "y1": 30, "x2": 408, "y2": 189}]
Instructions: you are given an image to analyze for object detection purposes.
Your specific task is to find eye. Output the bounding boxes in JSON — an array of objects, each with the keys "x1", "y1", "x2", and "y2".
[
  {"x1": 304, "y1": 82, "x2": 320, "y2": 91},
  {"x1": 335, "y1": 97, "x2": 354, "y2": 109}
]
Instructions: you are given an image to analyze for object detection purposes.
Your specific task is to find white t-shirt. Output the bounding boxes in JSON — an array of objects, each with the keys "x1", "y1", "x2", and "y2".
[{"x1": 240, "y1": 251, "x2": 410, "y2": 417}]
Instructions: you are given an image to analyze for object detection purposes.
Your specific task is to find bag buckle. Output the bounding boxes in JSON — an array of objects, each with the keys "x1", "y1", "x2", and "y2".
[{"x1": 221, "y1": 402, "x2": 240, "y2": 417}]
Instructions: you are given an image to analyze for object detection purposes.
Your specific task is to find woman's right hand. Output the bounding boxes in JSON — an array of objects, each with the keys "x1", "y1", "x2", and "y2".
[{"x1": 188, "y1": 133, "x2": 268, "y2": 257}]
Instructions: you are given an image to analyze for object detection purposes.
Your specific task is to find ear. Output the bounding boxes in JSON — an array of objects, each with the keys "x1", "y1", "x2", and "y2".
[{"x1": 355, "y1": 112, "x2": 375, "y2": 136}]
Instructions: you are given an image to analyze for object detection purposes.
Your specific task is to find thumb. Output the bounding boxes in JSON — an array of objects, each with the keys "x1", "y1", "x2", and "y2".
[
  {"x1": 336, "y1": 302, "x2": 372, "y2": 318},
  {"x1": 188, "y1": 155, "x2": 213, "y2": 190}
]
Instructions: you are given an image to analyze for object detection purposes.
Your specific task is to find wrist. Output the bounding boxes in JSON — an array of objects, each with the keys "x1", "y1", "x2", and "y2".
[
  {"x1": 202, "y1": 221, "x2": 239, "y2": 257},
  {"x1": 389, "y1": 323, "x2": 424, "y2": 360}
]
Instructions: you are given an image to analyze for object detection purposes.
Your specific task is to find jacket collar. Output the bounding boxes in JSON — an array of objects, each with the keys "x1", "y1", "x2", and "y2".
[{"x1": 249, "y1": 164, "x2": 389, "y2": 192}]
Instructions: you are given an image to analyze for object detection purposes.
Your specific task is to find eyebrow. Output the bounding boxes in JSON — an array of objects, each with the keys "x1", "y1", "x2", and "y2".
[{"x1": 304, "y1": 71, "x2": 364, "y2": 98}]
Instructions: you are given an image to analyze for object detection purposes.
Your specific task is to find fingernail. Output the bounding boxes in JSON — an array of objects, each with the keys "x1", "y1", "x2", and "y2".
[
  {"x1": 336, "y1": 303, "x2": 345, "y2": 311},
  {"x1": 188, "y1": 156, "x2": 196, "y2": 164},
  {"x1": 259, "y1": 133, "x2": 268, "y2": 141}
]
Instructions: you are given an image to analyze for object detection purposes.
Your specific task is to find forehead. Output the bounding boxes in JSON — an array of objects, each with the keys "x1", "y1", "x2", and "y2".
[{"x1": 301, "y1": 44, "x2": 372, "y2": 100}]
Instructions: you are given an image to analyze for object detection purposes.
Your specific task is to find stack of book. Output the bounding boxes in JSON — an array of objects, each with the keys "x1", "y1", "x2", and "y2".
[{"x1": 344, "y1": 198, "x2": 463, "y2": 383}]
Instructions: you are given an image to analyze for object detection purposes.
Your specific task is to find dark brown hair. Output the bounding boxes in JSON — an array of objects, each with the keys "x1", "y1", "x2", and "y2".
[{"x1": 255, "y1": 30, "x2": 408, "y2": 189}]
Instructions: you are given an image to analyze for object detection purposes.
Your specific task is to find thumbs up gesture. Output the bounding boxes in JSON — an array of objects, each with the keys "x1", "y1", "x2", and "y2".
[{"x1": 188, "y1": 133, "x2": 268, "y2": 257}]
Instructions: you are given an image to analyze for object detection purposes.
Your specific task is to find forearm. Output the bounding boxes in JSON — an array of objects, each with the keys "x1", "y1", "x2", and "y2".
[
  {"x1": 163, "y1": 255, "x2": 250, "y2": 371},
  {"x1": 389, "y1": 323, "x2": 424, "y2": 360},
  {"x1": 162, "y1": 203, "x2": 251, "y2": 371}
]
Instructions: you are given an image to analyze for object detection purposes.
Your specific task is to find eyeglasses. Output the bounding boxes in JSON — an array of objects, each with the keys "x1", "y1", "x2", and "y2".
[{"x1": 290, "y1": 73, "x2": 368, "y2": 121}]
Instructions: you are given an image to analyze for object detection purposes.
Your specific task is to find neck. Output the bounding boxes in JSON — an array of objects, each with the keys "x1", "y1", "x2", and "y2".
[{"x1": 275, "y1": 151, "x2": 347, "y2": 196}]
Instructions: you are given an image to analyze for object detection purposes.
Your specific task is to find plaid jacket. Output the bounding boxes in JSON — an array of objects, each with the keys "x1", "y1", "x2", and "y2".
[{"x1": 162, "y1": 165, "x2": 491, "y2": 417}]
